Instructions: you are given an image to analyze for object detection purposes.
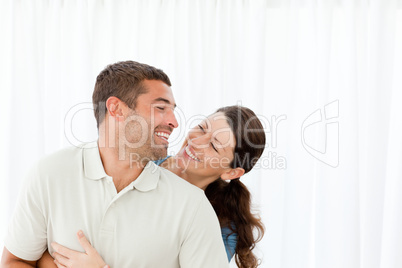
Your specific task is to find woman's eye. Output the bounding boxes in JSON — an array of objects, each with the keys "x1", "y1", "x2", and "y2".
[
  {"x1": 211, "y1": 143, "x2": 218, "y2": 152},
  {"x1": 198, "y1": 125, "x2": 205, "y2": 132}
]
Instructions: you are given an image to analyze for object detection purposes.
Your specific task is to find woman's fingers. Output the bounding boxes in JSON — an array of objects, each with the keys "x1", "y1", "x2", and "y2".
[
  {"x1": 53, "y1": 259, "x2": 65, "y2": 268},
  {"x1": 53, "y1": 252, "x2": 70, "y2": 267},
  {"x1": 76, "y1": 230, "x2": 94, "y2": 253},
  {"x1": 51, "y1": 231, "x2": 109, "y2": 268},
  {"x1": 51, "y1": 242, "x2": 75, "y2": 259}
]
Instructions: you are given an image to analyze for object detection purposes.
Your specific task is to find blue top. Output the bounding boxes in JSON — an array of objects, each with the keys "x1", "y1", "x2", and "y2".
[
  {"x1": 153, "y1": 157, "x2": 169, "y2": 166},
  {"x1": 153, "y1": 156, "x2": 237, "y2": 261},
  {"x1": 221, "y1": 226, "x2": 238, "y2": 261}
]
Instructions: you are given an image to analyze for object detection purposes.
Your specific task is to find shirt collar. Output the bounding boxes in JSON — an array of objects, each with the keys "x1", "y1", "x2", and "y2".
[
  {"x1": 131, "y1": 161, "x2": 160, "y2": 192},
  {"x1": 83, "y1": 142, "x2": 161, "y2": 192},
  {"x1": 83, "y1": 141, "x2": 108, "y2": 180}
]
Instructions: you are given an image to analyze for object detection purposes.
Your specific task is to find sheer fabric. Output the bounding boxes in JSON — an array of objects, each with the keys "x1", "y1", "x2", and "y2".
[{"x1": 0, "y1": 1, "x2": 401, "y2": 267}]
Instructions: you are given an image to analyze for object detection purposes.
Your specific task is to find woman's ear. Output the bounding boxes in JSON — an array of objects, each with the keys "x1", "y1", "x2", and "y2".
[{"x1": 220, "y1": 167, "x2": 245, "y2": 181}]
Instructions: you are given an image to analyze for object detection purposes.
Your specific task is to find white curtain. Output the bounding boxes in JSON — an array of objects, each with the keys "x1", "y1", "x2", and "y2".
[{"x1": 1, "y1": 0, "x2": 401, "y2": 267}]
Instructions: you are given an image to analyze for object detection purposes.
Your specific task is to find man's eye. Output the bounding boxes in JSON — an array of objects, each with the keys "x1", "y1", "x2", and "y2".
[{"x1": 157, "y1": 107, "x2": 165, "y2": 111}]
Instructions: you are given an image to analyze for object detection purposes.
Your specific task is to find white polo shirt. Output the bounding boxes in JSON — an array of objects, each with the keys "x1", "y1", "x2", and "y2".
[{"x1": 5, "y1": 142, "x2": 228, "y2": 268}]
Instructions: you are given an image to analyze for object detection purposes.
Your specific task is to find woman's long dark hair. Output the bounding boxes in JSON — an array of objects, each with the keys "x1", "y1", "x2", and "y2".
[{"x1": 205, "y1": 106, "x2": 266, "y2": 268}]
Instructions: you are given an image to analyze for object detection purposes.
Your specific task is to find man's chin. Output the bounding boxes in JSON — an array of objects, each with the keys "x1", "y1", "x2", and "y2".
[{"x1": 150, "y1": 149, "x2": 168, "y2": 161}]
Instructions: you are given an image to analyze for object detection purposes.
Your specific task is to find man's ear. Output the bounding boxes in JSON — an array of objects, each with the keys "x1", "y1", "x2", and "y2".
[
  {"x1": 106, "y1": 97, "x2": 125, "y2": 122},
  {"x1": 220, "y1": 167, "x2": 245, "y2": 181}
]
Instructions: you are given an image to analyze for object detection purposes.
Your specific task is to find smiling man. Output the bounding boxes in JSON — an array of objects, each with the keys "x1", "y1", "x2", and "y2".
[{"x1": 1, "y1": 61, "x2": 228, "y2": 268}]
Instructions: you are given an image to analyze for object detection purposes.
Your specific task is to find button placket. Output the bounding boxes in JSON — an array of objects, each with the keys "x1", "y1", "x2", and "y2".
[{"x1": 99, "y1": 176, "x2": 118, "y2": 235}]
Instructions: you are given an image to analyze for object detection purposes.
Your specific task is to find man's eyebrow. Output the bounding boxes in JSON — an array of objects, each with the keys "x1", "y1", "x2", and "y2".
[{"x1": 153, "y1": 97, "x2": 176, "y2": 108}]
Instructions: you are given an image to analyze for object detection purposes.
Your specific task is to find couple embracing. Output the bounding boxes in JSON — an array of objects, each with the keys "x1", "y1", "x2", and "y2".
[{"x1": 2, "y1": 61, "x2": 265, "y2": 268}]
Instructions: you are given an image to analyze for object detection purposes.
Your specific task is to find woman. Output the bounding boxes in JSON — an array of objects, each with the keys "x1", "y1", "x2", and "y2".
[{"x1": 39, "y1": 105, "x2": 265, "y2": 268}]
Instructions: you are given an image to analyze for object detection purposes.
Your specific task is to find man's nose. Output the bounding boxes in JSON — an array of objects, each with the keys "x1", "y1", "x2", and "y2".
[{"x1": 166, "y1": 109, "x2": 179, "y2": 129}]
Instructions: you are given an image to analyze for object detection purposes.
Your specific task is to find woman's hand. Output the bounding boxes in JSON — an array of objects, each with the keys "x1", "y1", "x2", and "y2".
[{"x1": 51, "y1": 230, "x2": 109, "y2": 268}]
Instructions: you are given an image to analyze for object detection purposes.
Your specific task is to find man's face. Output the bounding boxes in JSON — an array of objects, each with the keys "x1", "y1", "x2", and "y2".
[{"x1": 121, "y1": 80, "x2": 178, "y2": 161}]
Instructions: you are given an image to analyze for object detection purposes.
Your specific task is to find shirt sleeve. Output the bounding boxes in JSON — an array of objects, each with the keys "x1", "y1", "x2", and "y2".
[
  {"x1": 4, "y1": 163, "x2": 48, "y2": 261},
  {"x1": 179, "y1": 195, "x2": 229, "y2": 268}
]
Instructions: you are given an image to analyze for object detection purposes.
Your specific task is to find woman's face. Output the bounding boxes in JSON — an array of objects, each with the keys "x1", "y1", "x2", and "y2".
[{"x1": 175, "y1": 112, "x2": 236, "y2": 179}]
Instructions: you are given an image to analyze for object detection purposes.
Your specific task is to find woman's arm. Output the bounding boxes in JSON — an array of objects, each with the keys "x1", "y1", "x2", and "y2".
[{"x1": 37, "y1": 251, "x2": 57, "y2": 268}]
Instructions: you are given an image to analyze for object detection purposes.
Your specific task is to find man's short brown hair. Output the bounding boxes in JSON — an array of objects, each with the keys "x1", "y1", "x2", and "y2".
[{"x1": 92, "y1": 60, "x2": 171, "y2": 128}]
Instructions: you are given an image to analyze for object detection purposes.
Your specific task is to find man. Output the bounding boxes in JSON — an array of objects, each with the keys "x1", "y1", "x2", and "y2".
[{"x1": 1, "y1": 61, "x2": 228, "y2": 268}]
